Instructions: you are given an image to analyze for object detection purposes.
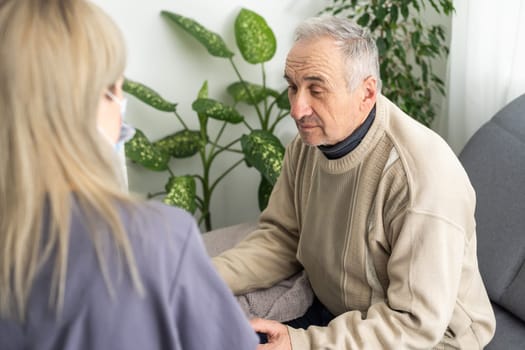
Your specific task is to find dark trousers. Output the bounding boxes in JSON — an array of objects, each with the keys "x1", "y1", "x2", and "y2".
[
  {"x1": 259, "y1": 297, "x2": 335, "y2": 343},
  {"x1": 285, "y1": 296, "x2": 335, "y2": 329}
]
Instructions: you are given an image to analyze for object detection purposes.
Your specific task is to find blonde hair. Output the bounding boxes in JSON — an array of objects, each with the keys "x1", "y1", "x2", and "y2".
[{"x1": 0, "y1": 0, "x2": 143, "y2": 320}]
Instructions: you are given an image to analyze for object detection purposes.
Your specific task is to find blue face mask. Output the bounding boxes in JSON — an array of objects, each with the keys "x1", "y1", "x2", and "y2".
[
  {"x1": 116, "y1": 121, "x2": 135, "y2": 152},
  {"x1": 104, "y1": 91, "x2": 135, "y2": 152}
]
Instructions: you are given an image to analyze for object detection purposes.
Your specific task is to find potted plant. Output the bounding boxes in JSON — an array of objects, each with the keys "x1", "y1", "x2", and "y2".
[
  {"x1": 124, "y1": 8, "x2": 290, "y2": 231},
  {"x1": 321, "y1": 0, "x2": 454, "y2": 127}
]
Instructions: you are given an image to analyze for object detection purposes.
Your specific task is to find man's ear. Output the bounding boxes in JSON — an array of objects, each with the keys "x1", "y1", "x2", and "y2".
[{"x1": 361, "y1": 76, "x2": 377, "y2": 109}]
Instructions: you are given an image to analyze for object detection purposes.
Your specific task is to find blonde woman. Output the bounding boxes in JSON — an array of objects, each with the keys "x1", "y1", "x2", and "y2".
[{"x1": 0, "y1": 0, "x2": 258, "y2": 349}]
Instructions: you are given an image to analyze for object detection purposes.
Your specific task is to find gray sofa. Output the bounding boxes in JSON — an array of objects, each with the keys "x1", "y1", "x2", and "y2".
[
  {"x1": 459, "y1": 93, "x2": 525, "y2": 349},
  {"x1": 203, "y1": 94, "x2": 525, "y2": 348}
]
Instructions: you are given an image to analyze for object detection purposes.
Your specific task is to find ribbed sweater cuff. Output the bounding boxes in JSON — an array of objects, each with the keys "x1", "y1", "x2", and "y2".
[{"x1": 287, "y1": 326, "x2": 311, "y2": 349}]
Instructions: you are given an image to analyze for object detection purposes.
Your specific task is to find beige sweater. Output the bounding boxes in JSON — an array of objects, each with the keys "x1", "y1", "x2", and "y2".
[{"x1": 213, "y1": 95, "x2": 495, "y2": 349}]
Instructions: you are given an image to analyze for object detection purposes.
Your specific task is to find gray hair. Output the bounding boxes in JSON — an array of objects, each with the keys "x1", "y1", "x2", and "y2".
[{"x1": 294, "y1": 16, "x2": 382, "y2": 92}]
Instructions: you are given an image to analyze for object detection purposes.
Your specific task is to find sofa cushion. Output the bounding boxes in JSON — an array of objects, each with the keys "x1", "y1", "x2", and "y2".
[
  {"x1": 486, "y1": 303, "x2": 525, "y2": 350},
  {"x1": 459, "y1": 94, "x2": 525, "y2": 322},
  {"x1": 203, "y1": 222, "x2": 257, "y2": 257}
]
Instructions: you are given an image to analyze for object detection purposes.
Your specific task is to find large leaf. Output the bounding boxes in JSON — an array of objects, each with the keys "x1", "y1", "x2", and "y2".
[
  {"x1": 163, "y1": 175, "x2": 197, "y2": 214},
  {"x1": 258, "y1": 175, "x2": 274, "y2": 211},
  {"x1": 357, "y1": 13, "x2": 370, "y2": 27},
  {"x1": 123, "y1": 79, "x2": 177, "y2": 112},
  {"x1": 227, "y1": 81, "x2": 278, "y2": 105},
  {"x1": 197, "y1": 81, "x2": 208, "y2": 99},
  {"x1": 196, "y1": 81, "x2": 209, "y2": 126},
  {"x1": 125, "y1": 129, "x2": 170, "y2": 171},
  {"x1": 234, "y1": 8, "x2": 276, "y2": 64},
  {"x1": 192, "y1": 98, "x2": 244, "y2": 124},
  {"x1": 275, "y1": 89, "x2": 290, "y2": 110},
  {"x1": 241, "y1": 130, "x2": 284, "y2": 185},
  {"x1": 153, "y1": 130, "x2": 205, "y2": 158},
  {"x1": 161, "y1": 11, "x2": 234, "y2": 58}
]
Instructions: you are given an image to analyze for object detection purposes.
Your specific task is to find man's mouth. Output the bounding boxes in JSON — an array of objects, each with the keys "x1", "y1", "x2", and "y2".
[{"x1": 297, "y1": 123, "x2": 318, "y2": 129}]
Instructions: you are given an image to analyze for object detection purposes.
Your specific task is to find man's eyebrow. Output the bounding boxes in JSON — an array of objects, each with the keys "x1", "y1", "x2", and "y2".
[
  {"x1": 283, "y1": 74, "x2": 325, "y2": 83},
  {"x1": 304, "y1": 75, "x2": 325, "y2": 83}
]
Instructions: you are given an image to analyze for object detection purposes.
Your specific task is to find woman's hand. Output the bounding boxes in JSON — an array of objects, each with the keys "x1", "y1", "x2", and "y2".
[{"x1": 251, "y1": 318, "x2": 292, "y2": 350}]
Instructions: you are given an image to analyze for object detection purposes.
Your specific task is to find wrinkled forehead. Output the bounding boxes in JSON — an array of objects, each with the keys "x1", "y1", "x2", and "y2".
[{"x1": 284, "y1": 37, "x2": 345, "y2": 84}]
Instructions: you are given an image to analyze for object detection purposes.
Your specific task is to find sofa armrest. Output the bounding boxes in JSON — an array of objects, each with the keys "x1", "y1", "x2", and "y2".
[{"x1": 203, "y1": 222, "x2": 257, "y2": 257}]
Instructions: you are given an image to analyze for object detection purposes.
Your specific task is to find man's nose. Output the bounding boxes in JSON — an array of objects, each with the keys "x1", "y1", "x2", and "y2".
[{"x1": 289, "y1": 91, "x2": 312, "y2": 121}]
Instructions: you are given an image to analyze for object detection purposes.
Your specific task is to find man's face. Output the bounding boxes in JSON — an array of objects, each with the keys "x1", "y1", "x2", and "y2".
[{"x1": 284, "y1": 36, "x2": 374, "y2": 146}]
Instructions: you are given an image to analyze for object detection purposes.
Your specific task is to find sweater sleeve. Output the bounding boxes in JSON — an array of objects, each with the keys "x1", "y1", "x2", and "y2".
[
  {"x1": 288, "y1": 212, "x2": 466, "y2": 349},
  {"x1": 213, "y1": 144, "x2": 303, "y2": 295},
  {"x1": 170, "y1": 220, "x2": 258, "y2": 350}
]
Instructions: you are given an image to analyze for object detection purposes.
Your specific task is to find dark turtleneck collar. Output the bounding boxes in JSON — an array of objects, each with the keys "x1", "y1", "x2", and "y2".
[{"x1": 318, "y1": 105, "x2": 376, "y2": 160}]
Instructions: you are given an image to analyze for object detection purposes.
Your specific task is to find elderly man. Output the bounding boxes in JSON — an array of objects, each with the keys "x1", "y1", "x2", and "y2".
[{"x1": 213, "y1": 16, "x2": 495, "y2": 349}]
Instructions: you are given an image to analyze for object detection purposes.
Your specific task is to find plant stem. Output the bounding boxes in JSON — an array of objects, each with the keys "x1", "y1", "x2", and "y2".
[
  {"x1": 269, "y1": 111, "x2": 290, "y2": 132},
  {"x1": 193, "y1": 175, "x2": 206, "y2": 193},
  {"x1": 147, "y1": 191, "x2": 167, "y2": 199},
  {"x1": 209, "y1": 137, "x2": 242, "y2": 163},
  {"x1": 195, "y1": 196, "x2": 205, "y2": 211},
  {"x1": 261, "y1": 64, "x2": 269, "y2": 130},
  {"x1": 210, "y1": 158, "x2": 244, "y2": 194},
  {"x1": 198, "y1": 209, "x2": 210, "y2": 226},
  {"x1": 229, "y1": 57, "x2": 264, "y2": 125},
  {"x1": 265, "y1": 98, "x2": 277, "y2": 131},
  {"x1": 208, "y1": 141, "x2": 243, "y2": 153},
  {"x1": 198, "y1": 145, "x2": 212, "y2": 231},
  {"x1": 208, "y1": 121, "x2": 228, "y2": 157},
  {"x1": 198, "y1": 134, "x2": 242, "y2": 230},
  {"x1": 174, "y1": 110, "x2": 189, "y2": 129},
  {"x1": 243, "y1": 119, "x2": 254, "y2": 131}
]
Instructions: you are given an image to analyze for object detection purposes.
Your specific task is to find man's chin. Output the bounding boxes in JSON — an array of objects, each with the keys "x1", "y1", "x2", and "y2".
[{"x1": 299, "y1": 133, "x2": 324, "y2": 147}]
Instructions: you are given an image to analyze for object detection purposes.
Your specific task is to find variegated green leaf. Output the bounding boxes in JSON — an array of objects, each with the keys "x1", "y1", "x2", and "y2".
[
  {"x1": 192, "y1": 98, "x2": 244, "y2": 124},
  {"x1": 197, "y1": 81, "x2": 209, "y2": 126},
  {"x1": 125, "y1": 129, "x2": 170, "y2": 171},
  {"x1": 235, "y1": 8, "x2": 276, "y2": 64},
  {"x1": 153, "y1": 130, "x2": 205, "y2": 158},
  {"x1": 161, "y1": 11, "x2": 234, "y2": 58},
  {"x1": 275, "y1": 88, "x2": 290, "y2": 110},
  {"x1": 163, "y1": 175, "x2": 197, "y2": 214},
  {"x1": 123, "y1": 79, "x2": 177, "y2": 112},
  {"x1": 241, "y1": 130, "x2": 284, "y2": 185},
  {"x1": 258, "y1": 175, "x2": 274, "y2": 211},
  {"x1": 198, "y1": 81, "x2": 208, "y2": 99},
  {"x1": 227, "y1": 81, "x2": 278, "y2": 105}
]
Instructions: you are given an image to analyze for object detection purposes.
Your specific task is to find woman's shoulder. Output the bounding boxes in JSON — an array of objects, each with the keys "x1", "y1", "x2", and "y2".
[
  {"x1": 115, "y1": 200, "x2": 204, "y2": 284},
  {"x1": 119, "y1": 199, "x2": 201, "y2": 252},
  {"x1": 134, "y1": 200, "x2": 195, "y2": 224}
]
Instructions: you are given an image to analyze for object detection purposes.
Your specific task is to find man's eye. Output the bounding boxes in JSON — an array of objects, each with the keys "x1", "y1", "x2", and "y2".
[{"x1": 288, "y1": 85, "x2": 297, "y2": 93}]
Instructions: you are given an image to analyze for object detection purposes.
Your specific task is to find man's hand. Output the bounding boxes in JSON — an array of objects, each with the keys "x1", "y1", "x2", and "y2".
[{"x1": 250, "y1": 318, "x2": 292, "y2": 350}]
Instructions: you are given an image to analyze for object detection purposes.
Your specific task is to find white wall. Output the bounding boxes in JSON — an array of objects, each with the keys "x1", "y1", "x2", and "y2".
[{"x1": 92, "y1": 0, "x2": 325, "y2": 230}]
